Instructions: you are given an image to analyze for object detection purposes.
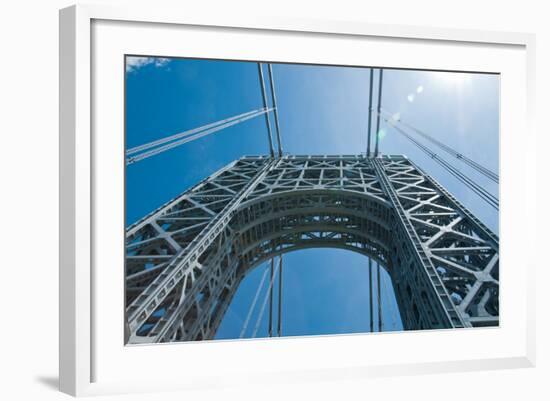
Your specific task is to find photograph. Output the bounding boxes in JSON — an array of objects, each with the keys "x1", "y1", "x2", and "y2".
[
  {"x1": 124, "y1": 56, "x2": 500, "y2": 344},
  {"x1": 1, "y1": 0, "x2": 542, "y2": 398}
]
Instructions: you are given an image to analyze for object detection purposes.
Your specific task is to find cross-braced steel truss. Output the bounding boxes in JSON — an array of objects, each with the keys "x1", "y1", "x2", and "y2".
[{"x1": 125, "y1": 155, "x2": 499, "y2": 344}]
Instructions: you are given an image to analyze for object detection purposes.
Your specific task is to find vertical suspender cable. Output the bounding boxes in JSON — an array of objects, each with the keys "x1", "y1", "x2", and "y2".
[
  {"x1": 369, "y1": 257, "x2": 374, "y2": 332},
  {"x1": 240, "y1": 264, "x2": 270, "y2": 338},
  {"x1": 367, "y1": 68, "x2": 374, "y2": 157},
  {"x1": 377, "y1": 261, "x2": 382, "y2": 332},
  {"x1": 277, "y1": 256, "x2": 283, "y2": 337},
  {"x1": 251, "y1": 259, "x2": 280, "y2": 338},
  {"x1": 268, "y1": 64, "x2": 283, "y2": 157},
  {"x1": 258, "y1": 63, "x2": 275, "y2": 158},
  {"x1": 268, "y1": 258, "x2": 274, "y2": 337},
  {"x1": 374, "y1": 69, "x2": 384, "y2": 157}
]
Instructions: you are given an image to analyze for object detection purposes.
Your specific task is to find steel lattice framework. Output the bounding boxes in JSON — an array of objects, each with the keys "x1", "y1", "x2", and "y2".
[{"x1": 125, "y1": 155, "x2": 499, "y2": 344}]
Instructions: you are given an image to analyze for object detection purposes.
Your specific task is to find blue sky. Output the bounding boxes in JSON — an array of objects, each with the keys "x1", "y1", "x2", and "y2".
[{"x1": 125, "y1": 56, "x2": 499, "y2": 339}]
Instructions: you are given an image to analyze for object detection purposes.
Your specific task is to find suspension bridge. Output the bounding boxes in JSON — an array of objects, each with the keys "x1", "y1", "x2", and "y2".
[{"x1": 124, "y1": 63, "x2": 499, "y2": 344}]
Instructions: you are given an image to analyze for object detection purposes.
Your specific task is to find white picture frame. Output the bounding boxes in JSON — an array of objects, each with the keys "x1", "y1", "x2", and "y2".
[{"x1": 59, "y1": 3, "x2": 536, "y2": 397}]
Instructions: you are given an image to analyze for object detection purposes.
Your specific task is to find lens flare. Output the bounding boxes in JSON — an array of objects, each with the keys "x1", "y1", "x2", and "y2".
[
  {"x1": 407, "y1": 94, "x2": 415, "y2": 103},
  {"x1": 416, "y1": 85, "x2": 424, "y2": 93},
  {"x1": 435, "y1": 72, "x2": 472, "y2": 87}
]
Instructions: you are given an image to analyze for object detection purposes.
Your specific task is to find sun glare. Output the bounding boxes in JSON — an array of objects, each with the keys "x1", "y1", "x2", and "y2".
[{"x1": 434, "y1": 72, "x2": 472, "y2": 87}]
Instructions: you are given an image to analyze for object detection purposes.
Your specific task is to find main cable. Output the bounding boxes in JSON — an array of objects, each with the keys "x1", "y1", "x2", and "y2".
[
  {"x1": 126, "y1": 108, "x2": 262, "y2": 157},
  {"x1": 380, "y1": 109, "x2": 499, "y2": 183},
  {"x1": 127, "y1": 108, "x2": 273, "y2": 165},
  {"x1": 382, "y1": 115, "x2": 499, "y2": 210}
]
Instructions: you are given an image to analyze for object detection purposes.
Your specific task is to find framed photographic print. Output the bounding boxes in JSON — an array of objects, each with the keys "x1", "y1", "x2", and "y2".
[{"x1": 59, "y1": 4, "x2": 536, "y2": 397}]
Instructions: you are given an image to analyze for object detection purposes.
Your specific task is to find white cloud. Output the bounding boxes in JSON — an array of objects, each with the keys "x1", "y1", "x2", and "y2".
[{"x1": 126, "y1": 56, "x2": 171, "y2": 72}]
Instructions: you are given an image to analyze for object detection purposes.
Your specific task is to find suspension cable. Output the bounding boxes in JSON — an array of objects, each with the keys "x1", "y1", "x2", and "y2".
[
  {"x1": 369, "y1": 257, "x2": 373, "y2": 332},
  {"x1": 239, "y1": 263, "x2": 270, "y2": 338},
  {"x1": 258, "y1": 63, "x2": 275, "y2": 158},
  {"x1": 251, "y1": 257, "x2": 281, "y2": 338},
  {"x1": 127, "y1": 108, "x2": 262, "y2": 157},
  {"x1": 366, "y1": 69, "x2": 374, "y2": 156},
  {"x1": 277, "y1": 256, "x2": 283, "y2": 337},
  {"x1": 268, "y1": 258, "x2": 274, "y2": 337},
  {"x1": 374, "y1": 69, "x2": 384, "y2": 157},
  {"x1": 380, "y1": 109, "x2": 499, "y2": 183},
  {"x1": 377, "y1": 260, "x2": 382, "y2": 332},
  {"x1": 127, "y1": 63, "x2": 283, "y2": 165},
  {"x1": 127, "y1": 107, "x2": 273, "y2": 165},
  {"x1": 383, "y1": 115, "x2": 499, "y2": 210},
  {"x1": 268, "y1": 64, "x2": 283, "y2": 157}
]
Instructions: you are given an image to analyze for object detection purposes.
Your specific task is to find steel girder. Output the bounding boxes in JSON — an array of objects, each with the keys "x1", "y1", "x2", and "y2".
[{"x1": 125, "y1": 155, "x2": 499, "y2": 343}]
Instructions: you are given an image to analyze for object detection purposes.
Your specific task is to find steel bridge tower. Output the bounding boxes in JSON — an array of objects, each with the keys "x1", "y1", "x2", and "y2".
[{"x1": 125, "y1": 154, "x2": 499, "y2": 344}]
